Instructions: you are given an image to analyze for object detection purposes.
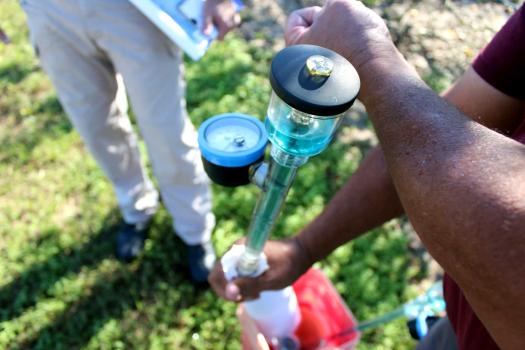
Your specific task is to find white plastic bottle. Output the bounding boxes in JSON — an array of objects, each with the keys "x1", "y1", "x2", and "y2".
[
  {"x1": 220, "y1": 245, "x2": 302, "y2": 341},
  {"x1": 244, "y1": 286, "x2": 301, "y2": 340}
]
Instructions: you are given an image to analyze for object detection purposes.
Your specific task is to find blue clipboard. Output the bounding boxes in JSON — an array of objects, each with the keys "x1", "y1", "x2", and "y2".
[{"x1": 129, "y1": 0, "x2": 243, "y2": 60}]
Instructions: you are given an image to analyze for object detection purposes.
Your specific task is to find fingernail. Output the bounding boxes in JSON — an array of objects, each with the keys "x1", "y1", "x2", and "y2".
[{"x1": 225, "y1": 283, "x2": 241, "y2": 301}]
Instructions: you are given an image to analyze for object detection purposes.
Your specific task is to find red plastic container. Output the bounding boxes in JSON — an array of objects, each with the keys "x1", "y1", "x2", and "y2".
[{"x1": 239, "y1": 268, "x2": 360, "y2": 350}]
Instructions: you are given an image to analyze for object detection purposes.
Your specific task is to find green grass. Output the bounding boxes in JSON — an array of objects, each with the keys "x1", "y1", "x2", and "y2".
[{"x1": 1, "y1": 1, "x2": 424, "y2": 349}]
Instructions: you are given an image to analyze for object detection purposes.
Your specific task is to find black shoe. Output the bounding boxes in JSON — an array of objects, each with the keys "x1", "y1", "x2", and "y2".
[
  {"x1": 116, "y1": 222, "x2": 149, "y2": 262},
  {"x1": 186, "y1": 241, "x2": 216, "y2": 285}
]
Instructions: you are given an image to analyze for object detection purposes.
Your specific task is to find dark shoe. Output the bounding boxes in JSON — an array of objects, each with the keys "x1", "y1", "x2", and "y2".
[
  {"x1": 116, "y1": 222, "x2": 149, "y2": 262},
  {"x1": 186, "y1": 240, "x2": 216, "y2": 285}
]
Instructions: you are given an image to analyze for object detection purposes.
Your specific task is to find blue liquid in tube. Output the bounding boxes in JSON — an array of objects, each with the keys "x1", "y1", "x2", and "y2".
[{"x1": 265, "y1": 93, "x2": 343, "y2": 157}]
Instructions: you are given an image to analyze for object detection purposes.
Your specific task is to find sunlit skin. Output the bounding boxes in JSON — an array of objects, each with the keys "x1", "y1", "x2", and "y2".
[{"x1": 202, "y1": 0, "x2": 241, "y2": 40}]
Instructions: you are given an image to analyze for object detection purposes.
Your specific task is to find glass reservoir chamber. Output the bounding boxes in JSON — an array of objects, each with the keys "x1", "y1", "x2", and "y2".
[{"x1": 265, "y1": 92, "x2": 345, "y2": 158}]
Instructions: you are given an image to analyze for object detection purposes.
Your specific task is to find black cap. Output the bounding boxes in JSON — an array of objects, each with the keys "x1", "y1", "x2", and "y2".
[{"x1": 269, "y1": 45, "x2": 360, "y2": 117}]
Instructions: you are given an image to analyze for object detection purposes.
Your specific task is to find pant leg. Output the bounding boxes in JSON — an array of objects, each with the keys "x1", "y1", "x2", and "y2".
[
  {"x1": 21, "y1": 0, "x2": 159, "y2": 224},
  {"x1": 90, "y1": 0, "x2": 215, "y2": 244},
  {"x1": 416, "y1": 316, "x2": 459, "y2": 350}
]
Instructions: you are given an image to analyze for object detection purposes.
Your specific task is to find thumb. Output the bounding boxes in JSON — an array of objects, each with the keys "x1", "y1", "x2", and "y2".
[
  {"x1": 285, "y1": 26, "x2": 309, "y2": 46},
  {"x1": 284, "y1": 6, "x2": 322, "y2": 46},
  {"x1": 230, "y1": 275, "x2": 270, "y2": 301},
  {"x1": 201, "y1": 8, "x2": 214, "y2": 36},
  {"x1": 225, "y1": 281, "x2": 242, "y2": 301}
]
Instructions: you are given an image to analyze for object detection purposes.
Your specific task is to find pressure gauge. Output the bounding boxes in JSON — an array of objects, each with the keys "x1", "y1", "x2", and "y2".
[{"x1": 198, "y1": 113, "x2": 268, "y2": 186}]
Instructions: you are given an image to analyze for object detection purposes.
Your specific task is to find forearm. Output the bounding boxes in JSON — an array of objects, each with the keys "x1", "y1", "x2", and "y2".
[
  {"x1": 296, "y1": 145, "x2": 404, "y2": 263},
  {"x1": 293, "y1": 62, "x2": 468, "y2": 265},
  {"x1": 360, "y1": 54, "x2": 525, "y2": 347}
]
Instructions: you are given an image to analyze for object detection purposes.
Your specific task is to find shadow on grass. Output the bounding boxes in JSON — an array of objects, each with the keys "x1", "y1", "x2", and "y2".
[
  {"x1": 0, "y1": 211, "x2": 121, "y2": 323},
  {"x1": 0, "y1": 95, "x2": 73, "y2": 164},
  {"x1": 3, "y1": 210, "x2": 204, "y2": 349},
  {"x1": 32, "y1": 94, "x2": 65, "y2": 116},
  {"x1": 0, "y1": 62, "x2": 38, "y2": 84}
]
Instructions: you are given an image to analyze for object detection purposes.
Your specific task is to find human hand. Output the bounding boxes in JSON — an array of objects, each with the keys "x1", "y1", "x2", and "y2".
[
  {"x1": 208, "y1": 238, "x2": 314, "y2": 302},
  {"x1": 202, "y1": 0, "x2": 241, "y2": 40},
  {"x1": 285, "y1": 0, "x2": 395, "y2": 72},
  {"x1": 0, "y1": 26, "x2": 10, "y2": 44}
]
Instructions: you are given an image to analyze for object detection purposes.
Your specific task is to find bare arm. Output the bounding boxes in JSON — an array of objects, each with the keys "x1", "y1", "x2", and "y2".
[
  {"x1": 444, "y1": 66, "x2": 524, "y2": 135},
  {"x1": 295, "y1": 64, "x2": 525, "y2": 290},
  {"x1": 359, "y1": 51, "x2": 525, "y2": 348},
  {"x1": 296, "y1": 146, "x2": 402, "y2": 262},
  {"x1": 299, "y1": 66, "x2": 525, "y2": 266},
  {"x1": 287, "y1": 3, "x2": 525, "y2": 347},
  {"x1": 299, "y1": 3, "x2": 525, "y2": 343}
]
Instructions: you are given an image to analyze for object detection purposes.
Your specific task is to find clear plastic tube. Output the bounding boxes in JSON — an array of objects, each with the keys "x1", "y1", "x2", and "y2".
[
  {"x1": 237, "y1": 151, "x2": 301, "y2": 276},
  {"x1": 237, "y1": 94, "x2": 342, "y2": 276}
]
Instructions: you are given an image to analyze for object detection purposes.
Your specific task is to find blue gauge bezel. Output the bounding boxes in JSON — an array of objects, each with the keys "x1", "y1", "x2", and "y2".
[{"x1": 198, "y1": 113, "x2": 268, "y2": 168}]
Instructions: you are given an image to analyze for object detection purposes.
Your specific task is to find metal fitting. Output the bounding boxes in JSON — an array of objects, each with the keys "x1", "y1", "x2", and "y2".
[
  {"x1": 306, "y1": 55, "x2": 334, "y2": 77},
  {"x1": 249, "y1": 161, "x2": 269, "y2": 190}
]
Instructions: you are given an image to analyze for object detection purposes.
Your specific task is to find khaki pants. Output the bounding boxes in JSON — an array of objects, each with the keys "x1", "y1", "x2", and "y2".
[{"x1": 21, "y1": 0, "x2": 215, "y2": 244}]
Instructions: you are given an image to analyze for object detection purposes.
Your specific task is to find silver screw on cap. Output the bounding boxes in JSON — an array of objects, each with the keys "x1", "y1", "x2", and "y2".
[{"x1": 306, "y1": 55, "x2": 334, "y2": 77}]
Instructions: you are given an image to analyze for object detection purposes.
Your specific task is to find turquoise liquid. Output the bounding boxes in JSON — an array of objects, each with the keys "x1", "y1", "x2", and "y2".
[
  {"x1": 265, "y1": 116, "x2": 337, "y2": 157},
  {"x1": 239, "y1": 158, "x2": 298, "y2": 276},
  {"x1": 245, "y1": 161, "x2": 297, "y2": 253}
]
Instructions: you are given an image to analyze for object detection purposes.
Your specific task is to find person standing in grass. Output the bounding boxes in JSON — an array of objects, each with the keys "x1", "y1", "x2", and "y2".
[
  {"x1": 210, "y1": 0, "x2": 525, "y2": 348},
  {"x1": 18, "y1": 0, "x2": 239, "y2": 285}
]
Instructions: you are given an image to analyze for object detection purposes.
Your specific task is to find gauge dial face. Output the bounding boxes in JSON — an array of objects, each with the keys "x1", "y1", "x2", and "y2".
[
  {"x1": 206, "y1": 125, "x2": 260, "y2": 153},
  {"x1": 198, "y1": 113, "x2": 267, "y2": 168}
]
